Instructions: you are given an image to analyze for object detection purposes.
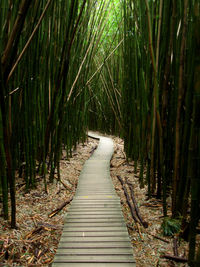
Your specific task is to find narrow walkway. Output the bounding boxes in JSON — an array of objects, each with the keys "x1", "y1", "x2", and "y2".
[{"x1": 52, "y1": 133, "x2": 136, "y2": 266}]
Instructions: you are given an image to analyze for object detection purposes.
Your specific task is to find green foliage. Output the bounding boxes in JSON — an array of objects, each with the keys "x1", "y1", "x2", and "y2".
[
  {"x1": 161, "y1": 217, "x2": 181, "y2": 236},
  {"x1": 99, "y1": 0, "x2": 122, "y2": 44}
]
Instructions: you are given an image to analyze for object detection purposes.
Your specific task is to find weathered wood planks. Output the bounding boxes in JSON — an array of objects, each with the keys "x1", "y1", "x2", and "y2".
[{"x1": 52, "y1": 135, "x2": 136, "y2": 266}]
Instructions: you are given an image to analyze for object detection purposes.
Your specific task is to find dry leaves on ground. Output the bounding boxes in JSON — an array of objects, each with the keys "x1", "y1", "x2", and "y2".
[
  {"x1": 110, "y1": 135, "x2": 189, "y2": 267},
  {"x1": 0, "y1": 137, "x2": 98, "y2": 266}
]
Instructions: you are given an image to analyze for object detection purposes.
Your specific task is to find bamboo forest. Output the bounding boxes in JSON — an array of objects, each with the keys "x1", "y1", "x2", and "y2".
[{"x1": 0, "y1": 0, "x2": 200, "y2": 266}]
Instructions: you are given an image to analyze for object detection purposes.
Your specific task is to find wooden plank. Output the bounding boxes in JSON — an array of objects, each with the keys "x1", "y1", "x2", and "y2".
[
  {"x1": 53, "y1": 255, "x2": 135, "y2": 262},
  {"x1": 71, "y1": 201, "x2": 120, "y2": 204},
  {"x1": 76, "y1": 194, "x2": 116, "y2": 196},
  {"x1": 69, "y1": 206, "x2": 122, "y2": 210},
  {"x1": 52, "y1": 263, "x2": 136, "y2": 267},
  {"x1": 59, "y1": 236, "x2": 131, "y2": 242},
  {"x1": 65, "y1": 219, "x2": 125, "y2": 223},
  {"x1": 62, "y1": 223, "x2": 126, "y2": 227},
  {"x1": 70, "y1": 203, "x2": 121, "y2": 206},
  {"x1": 56, "y1": 248, "x2": 133, "y2": 254},
  {"x1": 57, "y1": 242, "x2": 132, "y2": 248},
  {"x1": 66, "y1": 215, "x2": 123, "y2": 219},
  {"x1": 77, "y1": 190, "x2": 115, "y2": 193},
  {"x1": 72, "y1": 197, "x2": 120, "y2": 200},
  {"x1": 67, "y1": 211, "x2": 123, "y2": 215},
  {"x1": 70, "y1": 200, "x2": 121, "y2": 204},
  {"x1": 62, "y1": 227, "x2": 128, "y2": 232},
  {"x1": 68, "y1": 208, "x2": 122, "y2": 212},
  {"x1": 70, "y1": 201, "x2": 121, "y2": 205},
  {"x1": 61, "y1": 232, "x2": 129, "y2": 237}
]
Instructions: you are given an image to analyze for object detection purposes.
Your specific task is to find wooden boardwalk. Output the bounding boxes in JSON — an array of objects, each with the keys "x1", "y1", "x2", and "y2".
[{"x1": 52, "y1": 134, "x2": 136, "y2": 266}]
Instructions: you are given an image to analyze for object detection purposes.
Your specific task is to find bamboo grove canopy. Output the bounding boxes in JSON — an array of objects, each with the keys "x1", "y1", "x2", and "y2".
[{"x1": 0, "y1": 0, "x2": 199, "y2": 265}]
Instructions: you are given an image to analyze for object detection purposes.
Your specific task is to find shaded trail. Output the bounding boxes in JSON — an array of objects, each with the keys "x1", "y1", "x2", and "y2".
[{"x1": 52, "y1": 133, "x2": 136, "y2": 266}]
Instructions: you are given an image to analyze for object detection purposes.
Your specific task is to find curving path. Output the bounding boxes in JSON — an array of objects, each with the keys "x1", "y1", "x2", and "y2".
[{"x1": 52, "y1": 133, "x2": 136, "y2": 266}]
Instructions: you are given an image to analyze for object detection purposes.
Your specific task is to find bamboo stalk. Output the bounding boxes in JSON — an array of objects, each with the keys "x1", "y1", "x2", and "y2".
[
  {"x1": 172, "y1": 0, "x2": 189, "y2": 217},
  {"x1": 6, "y1": 0, "x2": 52, "y2": 82}
]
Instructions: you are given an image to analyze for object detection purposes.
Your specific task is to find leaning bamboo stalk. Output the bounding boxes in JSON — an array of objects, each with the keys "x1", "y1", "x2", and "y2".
[
  {"x1": 105, "y1": 61, "x2": 122, "y2": 120},
  {"x1": 6, "y1": 0, "x2": 52, "y2": 83},
  {"x1": 67, "y1": 33, "x2": 96, "y2": 102},
  {"x1": 96, "y1": 59, "x2": 122, "y2": 129},
  {"x1": 44, "y1": 0, "x2": 87, "y2": 159},
  {"x1": 156, "y1": 0, "x2": 163, "y2": 71},
  {"x1": 86, "y1": 38, "x2": 124, "y2": 86},
  {"x1": 1, "y1": 0, "x2": 32, "y2": 68}
]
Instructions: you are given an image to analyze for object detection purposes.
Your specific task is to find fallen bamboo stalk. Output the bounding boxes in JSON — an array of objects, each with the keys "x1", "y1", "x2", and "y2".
[
  {"x1": 90, "y1": 145, "x2": 98, "y2": 155},
  {"x1": 160, "y1": 254, "x2": 187, "y2": 263},
  {"x1": 148, "y1": 233, "x2": 170, "y2": 243},
  {"x1": 173, "y1": 237, "x2": 179, "y2": 256},
  {"x1": 87, "y1": 134, "x2": 100, "y2": 140},
  {"x1": 48, "y1": 197, "x2": 73, "y2": 218},
  {"x1": 127, "y1": 223, "x2": 143, "y2": 240},
  {"x1": 127, "y1": 224, "x2": 169, "y2": 243},
  {"x1": 117, "y1": 175, "x2": 140, "y2": 224},
  {"x1": 24, "y1": 222, "x2": 62, "y2": 240},
  {"x1": 116, "y1": 160, "x2": 126, "y2": 168},
  {"x1": 127, "y1": 181, "x2": 148, "y2": 228},
  {"x1": 37, "y1": 222, "x2": 62, "y2": 230},
  {"x1": 59, "y1": 180, "x2": 72, "y2": 191},
  {"x1": 54, "y1": 176, "x2": 73, "y2": 191},
  {"x1": 25, "y1": 226, "x2": 43, "y2": 239}
]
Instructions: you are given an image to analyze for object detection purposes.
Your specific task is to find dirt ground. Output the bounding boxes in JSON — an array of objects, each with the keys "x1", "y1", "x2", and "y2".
[{"x1": 0, "y1": 133, "x2": 189, "y2": 266}]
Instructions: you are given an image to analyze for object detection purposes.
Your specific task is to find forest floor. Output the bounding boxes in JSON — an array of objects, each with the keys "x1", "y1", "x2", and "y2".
[{"x1": 0, "y1": 133, "x2": 189, "y2": 266}]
